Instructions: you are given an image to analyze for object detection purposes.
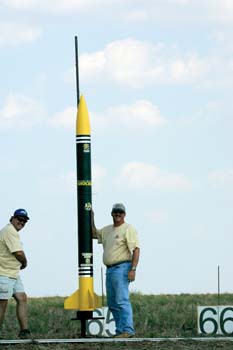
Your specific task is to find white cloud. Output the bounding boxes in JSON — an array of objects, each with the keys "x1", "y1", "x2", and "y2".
[
  {"x1": 208, "y1": 169, "x2": 233, "y2": 188},
  {"x1": 76, "y1": 37, "x2": 233, "y2": 89},
  {"x1": 2, "y1": 0, "x2": 233, "y2": 24},
  {"x1": 0, "y1": 0, "x2": 34, "y2": 8},
  {"x1": 80, "y1": 51, "x2": 106, "y2": 78},
  {"x1": 0, "y1": 0, "x2": 107, "y2": 13},
  {"x1": 0, "y1": 93, "x2": 46, "y2": 128},
  {"x1": 126, "y1": 0, "x2": 233, "y2": 25},
  {"x1": 92, "y1": 100, "x2": 167, "y2": 130},
  {"x1": 48, "y1": 107, "x2": 76, "y2": 129},
  {"x1": 50, "y1": 100, "x2": 166, "y2": 132},
  {"x1": 116, "y1": 162, "x2": 192, "y2": 191},
  {"x1": 0, "y1": 21, "x2": 41, "y2": 46},
  {"x1": 170, "y1": 54, "x2": 206, "y2": 83},
  {"x1": 79, "y1": 38, "x2": 163, "y2": 87},
  {"x1": 78, "y1": 38, "x2": 207, "y2": 88},
  {"x1": 208, "y1": 0, "x2": 233, "y2": 24}
]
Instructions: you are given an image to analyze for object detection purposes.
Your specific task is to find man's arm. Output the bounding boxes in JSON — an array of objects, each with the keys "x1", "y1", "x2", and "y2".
[
  {"x1": 13, "y1": 251, "x2": 27, "y2": 270},
  {"x1": 128, "y1": 247, "x2": 140, "y2": 282},
  {"x1": 91, "y1": 210, "x2": 98, "y2": 239},
  {"x1": 131, "y1": 247, "x2": 140, "y2": 269}
]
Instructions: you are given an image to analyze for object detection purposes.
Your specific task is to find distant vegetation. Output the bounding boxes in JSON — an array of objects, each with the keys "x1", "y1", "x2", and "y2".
[{"x1": 2, "y1": 293, "x2": 233, "y2": 339}]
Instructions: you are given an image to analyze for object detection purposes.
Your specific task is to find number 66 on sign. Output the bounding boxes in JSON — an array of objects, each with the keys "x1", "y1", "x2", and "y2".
[{"x1": 198, "y1": 306, "x2": 233, "y2": 335}]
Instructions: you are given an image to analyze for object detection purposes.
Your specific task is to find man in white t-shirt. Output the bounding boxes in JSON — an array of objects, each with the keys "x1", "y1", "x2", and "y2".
[
  {"x1": 0, "y1": 209, "x2": 31, "y2": 339},
  {"x1": 92, "y1": 203, "x2": 140, "y2": 338}
]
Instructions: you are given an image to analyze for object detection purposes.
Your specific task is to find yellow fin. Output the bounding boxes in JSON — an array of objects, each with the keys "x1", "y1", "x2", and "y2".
[{"x1": 64, "y1": 289, "x2": 102, "y2": 310}]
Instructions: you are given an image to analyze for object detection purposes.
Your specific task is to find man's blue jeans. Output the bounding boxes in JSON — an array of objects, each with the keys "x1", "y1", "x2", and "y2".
[{"x1": 106, "y1": 261, "x2": 135, "y2": 335}]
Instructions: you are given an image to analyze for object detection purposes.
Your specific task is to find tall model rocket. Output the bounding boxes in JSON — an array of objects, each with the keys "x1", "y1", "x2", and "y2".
[{"x1": 64, "y1": 37, "x2": 101, "y2": 335}]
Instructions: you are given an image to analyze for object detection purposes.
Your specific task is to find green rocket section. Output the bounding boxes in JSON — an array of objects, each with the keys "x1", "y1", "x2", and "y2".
[{"x1": 64, "y1": 95, "x2": 101, "y2": 312}]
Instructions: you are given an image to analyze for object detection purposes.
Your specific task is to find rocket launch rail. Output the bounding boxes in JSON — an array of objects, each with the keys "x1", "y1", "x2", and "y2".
[{"x1": 1, "y1": 337, "x2": 233, "y2": 344}]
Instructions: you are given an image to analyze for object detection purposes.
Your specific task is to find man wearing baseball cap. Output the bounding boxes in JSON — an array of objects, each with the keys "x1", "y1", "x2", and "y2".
[
  {"x1": 0, "y1": 209, "x2": 31, "y2": 339},
  {"x1": 92, "y1": 203, "x2": 140, "y2": 338}
]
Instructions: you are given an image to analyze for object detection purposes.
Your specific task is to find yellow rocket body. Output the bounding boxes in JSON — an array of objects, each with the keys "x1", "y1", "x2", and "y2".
[{"x1": 64, "y1": 277, "x2": 101, "y2": 311}]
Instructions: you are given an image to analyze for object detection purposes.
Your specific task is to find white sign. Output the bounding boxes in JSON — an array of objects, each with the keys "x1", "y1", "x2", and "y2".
[
  {"x1": 198, "y1": 306, "x2": 233, "y2": 335},
  {"x1": 86, "y1": 307, "x2": 115, "y2": 337}
]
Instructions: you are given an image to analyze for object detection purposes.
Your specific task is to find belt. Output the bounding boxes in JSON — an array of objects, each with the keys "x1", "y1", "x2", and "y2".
[{"x1": 106, "y1": 260, "x2": 131, "y2": 268}]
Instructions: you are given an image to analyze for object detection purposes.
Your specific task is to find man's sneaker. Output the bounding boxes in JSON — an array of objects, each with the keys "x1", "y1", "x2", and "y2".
[
  {"x1": 18, "y1": 329, "x2": 31, "y2": 339},
  {"x1": 114, "y1": 332, "x2": 135, "y2": 338}
]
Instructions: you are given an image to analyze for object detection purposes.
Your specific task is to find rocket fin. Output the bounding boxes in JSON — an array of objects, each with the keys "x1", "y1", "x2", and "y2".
[
  {"x1": 87, "y1": 290, "x2": 102, "y2": 309},
  {"x1": 64, "y1": 289, "x2": 102, "y2": 310},
  {"x1": 64, "y1": 289, "x2": 80, "y2": 309}
]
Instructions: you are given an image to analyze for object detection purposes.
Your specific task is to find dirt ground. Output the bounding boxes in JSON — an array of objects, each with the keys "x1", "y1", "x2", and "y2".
[{"x1": 1, "y1": 339, "x2": 233, "y2": 350}]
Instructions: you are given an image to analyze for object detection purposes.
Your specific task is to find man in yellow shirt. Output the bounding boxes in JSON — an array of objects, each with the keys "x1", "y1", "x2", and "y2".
[
  {"x1": 92, "y1": 203, "x2": 140, "y2": 338},
  {"x1": 0, "y1": 209, "x2": 30, "y2": 339}
]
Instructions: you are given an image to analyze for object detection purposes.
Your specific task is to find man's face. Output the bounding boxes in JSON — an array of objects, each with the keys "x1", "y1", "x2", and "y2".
[
  {"x1": 111, "y1": 210, "x2": 125, "y2": 225},
  {"x1": 11, "y1": 216, "x2": 28, "y2": 231}
]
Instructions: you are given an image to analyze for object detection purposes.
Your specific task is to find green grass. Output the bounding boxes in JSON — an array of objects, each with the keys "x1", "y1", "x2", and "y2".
[
  {"x1": 131, "y1": 293, "x2": 227, "y2": 337},
  {"x1": 1, "y1": 293, "x2": 233, "y2": 339}
]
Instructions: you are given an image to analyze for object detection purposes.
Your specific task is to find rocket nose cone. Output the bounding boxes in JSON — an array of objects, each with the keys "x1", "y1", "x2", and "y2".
[{"x1": 76, "y1": 95, "x2": 91, "y2": 135}]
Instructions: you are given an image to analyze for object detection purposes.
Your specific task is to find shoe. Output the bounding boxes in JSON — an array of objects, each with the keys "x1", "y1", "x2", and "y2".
[
  {"x1": 114, "y1": 332, "x2": 135, "y2": 338},
  {"x1": 18, "y1": 329, "x2": 31, "y2": 339}
]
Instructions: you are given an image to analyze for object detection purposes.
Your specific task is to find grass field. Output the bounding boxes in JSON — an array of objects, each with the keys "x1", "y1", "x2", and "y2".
[{"x1": 1, "y1": 293, "x2": 233, "y2": 349}]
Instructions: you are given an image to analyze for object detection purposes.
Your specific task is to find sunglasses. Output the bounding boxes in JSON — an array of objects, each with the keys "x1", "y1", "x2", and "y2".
[
  {"x1": 15, "y1": 217, "x2": 27, "y2": 224},
  {"x1": 112, "y1": 210, "x2": 125, "y2": 214}
]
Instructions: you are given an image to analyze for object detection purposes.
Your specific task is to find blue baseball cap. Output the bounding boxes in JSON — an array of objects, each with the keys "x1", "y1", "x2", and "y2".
[{"x1": 14, "y1": 208, "x2": 30, "y2": 220}]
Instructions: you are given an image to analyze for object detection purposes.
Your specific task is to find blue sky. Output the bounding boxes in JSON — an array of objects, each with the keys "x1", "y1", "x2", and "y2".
[{"x1": 0, "y1": 0, "x2": 233, "y2": 297}]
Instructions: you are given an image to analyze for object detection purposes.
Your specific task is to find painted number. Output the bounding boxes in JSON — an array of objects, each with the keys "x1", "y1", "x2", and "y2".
[
  {"x1": 86, "y1": 307, "x2": 115, "y2": 337},
  {"x1": 220, "y1": 307, "x2": 233, "y2": 335},
  {"x1": 199, "y1": 307, "x2": 218, "y2": 334},
  {"x1": 198, "y1": 306, "x2": 233, "y2": 335},
  {"x1": 86, "y1": 309, "x2": 104, "y2": 336},
  {"x1": 105, "y1": 308, "x2": 115, "y2": 337}
]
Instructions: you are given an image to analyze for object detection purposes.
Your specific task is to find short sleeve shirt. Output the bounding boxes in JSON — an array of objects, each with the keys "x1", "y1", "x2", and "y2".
[
  {"x1": 0, "y1": 223, "x2": 23, "y2": 278},
  {"x1": 97, "y1": 222, "x2": 140, "y2": 266}
]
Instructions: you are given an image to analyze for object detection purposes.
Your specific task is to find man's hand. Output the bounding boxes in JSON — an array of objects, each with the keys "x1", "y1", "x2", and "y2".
[
  {"x1": 128, "y1": 270, "x2": 136, "y2": 282},
  {"x1": 13, "y1": 250, "x2": 27, "y2": 269},
  {"x1": 20, "y1": 263, "x2": 27, "y2": 270}
]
